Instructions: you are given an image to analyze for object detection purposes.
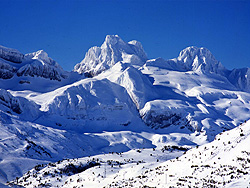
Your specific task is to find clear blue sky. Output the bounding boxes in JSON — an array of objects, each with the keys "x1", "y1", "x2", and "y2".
[{"x1": 0, "y1": 0, "x2": 249, "y2": 71}]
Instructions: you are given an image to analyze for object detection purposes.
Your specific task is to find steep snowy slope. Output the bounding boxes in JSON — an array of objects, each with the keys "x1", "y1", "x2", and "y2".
[
  {"x1": 29, "y1": 76, "x2": 145, "y2": 132},
  {"x1": 74, "y1": 35, "x2": 147, "y2": 76},
  {"x1": 0, "y1": 89, "x2": 40, "y2": 118},
  {"x1": 95, "y1": 62, "x2": 157, "y2": 110}
]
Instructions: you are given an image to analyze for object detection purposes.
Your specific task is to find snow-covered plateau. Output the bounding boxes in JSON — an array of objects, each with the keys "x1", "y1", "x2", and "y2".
[{"x1": 0, "y1": 35, "x2": 250, "y2": 187}]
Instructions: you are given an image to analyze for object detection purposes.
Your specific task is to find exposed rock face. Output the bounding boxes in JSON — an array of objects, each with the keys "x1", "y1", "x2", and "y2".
[
  {"x1": 0, "y1": 46, "x2": 67, "y2": 81},
  {"x1": 16, "y1": 61, "x2": 65, "y2": 81},
  {"x1": 0, "y1": 89, "x2": 40, "y2": 116},
  {"x1": 139, "y1": 100, "x2": 193, "y2": 130},
  {"x1": 0, "y1": 61, "x2": 17, "y2": 79},
  {"x1": 0, "y1": 89, "x2": 22, "y2": 114},
  {"x1": 0, "y1": 45, "x2": 24, "y2": 63}
]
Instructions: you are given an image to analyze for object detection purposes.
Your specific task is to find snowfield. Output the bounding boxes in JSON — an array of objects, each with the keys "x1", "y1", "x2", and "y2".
[{"x1": 0, "y1": 35, "x2": 250, "y2": 187}]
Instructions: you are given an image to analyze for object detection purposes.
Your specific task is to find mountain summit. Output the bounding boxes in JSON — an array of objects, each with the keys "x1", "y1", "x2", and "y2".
[
  {"x1": 0, "y1": 46, "x2": 67, "y2": 81},
  {"x1": 178, "y1": 46, "x2": 226, "y2": 74},
  {"x1": 74, "y1": 35, "x2": 147, "y2": 76},
  {"x1": 74, "y1": 35, "x2": 229, "y2": 78}
]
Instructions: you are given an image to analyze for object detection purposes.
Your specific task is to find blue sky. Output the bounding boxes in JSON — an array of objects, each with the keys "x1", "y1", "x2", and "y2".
[{"x1": 0, "y1": 0, "x2": 249, "y2": 71}]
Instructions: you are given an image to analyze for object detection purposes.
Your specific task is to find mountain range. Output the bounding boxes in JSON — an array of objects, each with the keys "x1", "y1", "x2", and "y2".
[{"x1": 0, "y1": 35, "x2": 250, "y2": 187}]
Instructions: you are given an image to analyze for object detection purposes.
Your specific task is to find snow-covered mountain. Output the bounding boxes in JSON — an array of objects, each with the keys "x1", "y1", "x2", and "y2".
[
  {"x1": 0, "y1": 45, "x2": 68, "y2": 82},
  {"x1": 177, "y1": 46, "x2": 227, "y2": 74},
  {"x1": 0, "y1": 45, "x2": 24, "y2": 63},
  {"x1": 74, "y1": 35, "x2": 147, "y2": 76},
  {"x1": 1, "y1": 35, "x2": 250, "y2": 187},
  {"x1": 0, "y1": 46, "x2": 84, "y2": 93},
  {"x1": 17, "y1": 50, "x2": 67, "y2": 81}
]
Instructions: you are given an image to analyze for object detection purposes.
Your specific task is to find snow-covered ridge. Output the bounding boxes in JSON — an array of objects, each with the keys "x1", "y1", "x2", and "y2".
[
  {"x1": 145, "y1": 46, "x2": 226, "y2": 75},
  {"x1": 0, "y1": 45, "x2": 67, "y2": 81},
  {"x1": 145, "y1": 45, "x2": 250, "y2": 92},
  {"x1": 0, "y1": 45, "x2": 24, "y2": 63},
  {"x1": 177, "y1": 46, "x2": 226, "y2": 74},
  {"x1": 24, "y1": 50, "x2": 60, "y2": 67},
  {"x1": 74, "y1": 35, "x2": 147, "y2": 76},
  {"x1": 74, "y1": 35, "x2": 250, "y2": 92},
  {"x1": 39, "y1": 78, "x2": 138, "y2": 127}
]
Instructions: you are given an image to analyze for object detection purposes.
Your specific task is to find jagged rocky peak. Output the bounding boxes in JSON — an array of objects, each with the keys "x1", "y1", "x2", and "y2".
[
  {"x1": 178, "y1": 46, "x2": 226, "y2": 74},
  {"x1": 178, "y1": 46, "x2": 215, "y2": 63},
  {"x1": 0, "y1": 45, "x2": 24, "y2": 63},
  {"x1": 103, "y1": 35, "x2": 126, "y2": 46},
  {"x1": 0, "y1": 44, "x2": 67, "y2": 81},
  {"x1": 24, "y1": 50, "x2": 60, "y2": 67},
  {"x1": 17, "y1": 50, "x2": 67, "y2": 81},
  {"x1": 74, "y1": 35, "x2": 147, "y2": 76}
]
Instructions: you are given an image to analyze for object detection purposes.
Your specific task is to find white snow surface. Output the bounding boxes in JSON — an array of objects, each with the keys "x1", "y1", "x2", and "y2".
[
  {"x1": 8, "y1": 121, "x2": 250, "y2": 188},
  {"x1": 103, "y1": 119, "x2": 250, "y2": 188},
  {"x1": 0, "y1": 35, "x2": 250, "y2": 187}
]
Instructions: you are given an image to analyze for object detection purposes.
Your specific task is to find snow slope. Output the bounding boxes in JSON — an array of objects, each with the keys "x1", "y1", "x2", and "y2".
[
  {"x1": 140, "y1": 62, "x2": 250, "y2": 141},
  {"x1": 29, "y1": 76, "x2": 145, "y2": 132},
  {"x1": 105, "y1": 119, "x2": 250, "y2": 188},
  {"x1": 0, "y1": 108, "x2": 156, "y2": 184},
  {"x1": 9, "y1": 120, "x2": 250, "y2": 187}
]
